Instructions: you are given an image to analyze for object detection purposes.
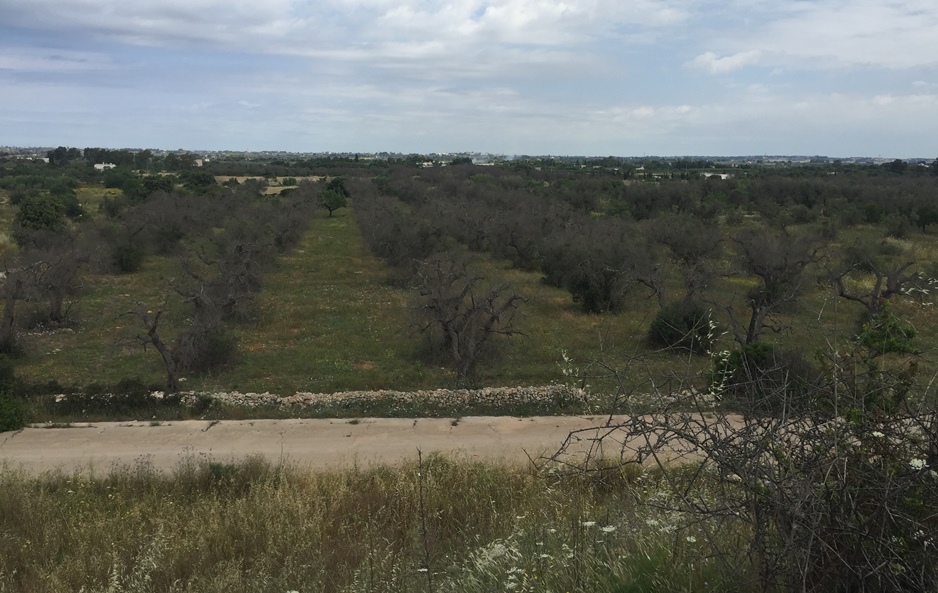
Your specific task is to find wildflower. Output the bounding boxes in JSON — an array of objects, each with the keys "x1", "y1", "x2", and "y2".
[
  {"x1": 417, "y1": 568, "x2": 429, "y2": 573},
  {"x1": 581, "y1": 521, "x2": 596, "y2": 528},
  {"x1": 685, "y1": 536, "x2": 697, "y2": 543},
  {"x1": 910, "y1": 458, "x2": 928, "y2": 471},
  {"x1": 871, "y1": 431, "x2": 885, "y2": 438},
  {"x1": 601, "y1": 525, "x2": 617, "y2": 533}
]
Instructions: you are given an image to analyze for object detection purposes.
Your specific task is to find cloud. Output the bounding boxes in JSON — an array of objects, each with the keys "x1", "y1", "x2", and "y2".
[
  {"x1": 0, "y1": 0, "x2": 690, "y2": 56},
  {"x1": 721, "y1": 0, "x2": 938, "y2": 70},
  {"x1": 3, "y1": 0, "x2": 937, "y2": 156},
  {"x1": 688, "y1": 50, "x2": 761, "y2": 74}
]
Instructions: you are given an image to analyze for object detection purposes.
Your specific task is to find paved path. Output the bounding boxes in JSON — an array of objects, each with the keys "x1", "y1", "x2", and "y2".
[{"x1": 0, "y1": 416, "x2": 631, "y2": 474}]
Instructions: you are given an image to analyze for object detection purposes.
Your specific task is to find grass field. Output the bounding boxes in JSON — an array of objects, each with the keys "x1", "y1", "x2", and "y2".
[
  {"x1": 213, "y1": 176, "x2": 323, "y2": 194},
  {"x1": 0, "y1": 454, "x2": 740, "y2": 593}
]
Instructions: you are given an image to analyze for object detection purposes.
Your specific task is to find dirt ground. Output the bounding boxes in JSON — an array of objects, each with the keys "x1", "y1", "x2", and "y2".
[{"x1": 0, "y1": 416, "x2": 646, "y2": 474}]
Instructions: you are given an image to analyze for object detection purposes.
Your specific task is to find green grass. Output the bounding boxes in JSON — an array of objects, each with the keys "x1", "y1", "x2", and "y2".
[
  {"x1": 0, "y1": 455, "x2": 746, "y2": 593},
  {"x1": 211, "y1": 213, "x2": 442, "y2": 394}
]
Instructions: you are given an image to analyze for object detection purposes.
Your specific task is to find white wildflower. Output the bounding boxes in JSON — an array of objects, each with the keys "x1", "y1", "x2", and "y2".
[
  {"x1": 910, "y1": 458, "x2": 928, "y2": 471},
  {"x1": 581, "y1": 521, "x2": 596, "y2": 528},
  {"x1": 871, "y1": 431, "x2": 885, "y2": 438},
  {"x1": 601, "y1": 525, "x2": 617, "y2": 533},
  {"x1": 686, "y1": 536, "x2": 697, "y2": 543}
]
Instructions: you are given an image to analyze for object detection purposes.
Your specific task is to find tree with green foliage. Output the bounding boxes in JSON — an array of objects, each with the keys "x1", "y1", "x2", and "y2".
[
  {"x1": 162, "y1": 152, "x2": 197, "y2": 171},
  {"x1": 13, "y1": 194, "x2": 67, "y2": 246},
  {"x1": 180, "y1": 169, "x2": 217, "y2": 194},
  {"x1": 326, "y1": 176, "x2": 351, "y2": 197},
  {"x1": 46, "y1": 146, "x2": 82, "y2": 166},
  {"x1": 318, "y1": 188, "x2": 348, "y2": 217}
]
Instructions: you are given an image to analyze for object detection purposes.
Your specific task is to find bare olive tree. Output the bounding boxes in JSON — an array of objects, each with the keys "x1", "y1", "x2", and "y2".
[
  {"x1": 413, "y1": 255, "x2": 525, "y2": 383},
  {"x1": 723, "y1": 229, "x2": 825, "y2": 347},
  {"x1": 830, "y1": 237, "x2": 934, "y2": 314},
  {"x1": 126, "y1": 303, "x2": 180, "y2": 392}
]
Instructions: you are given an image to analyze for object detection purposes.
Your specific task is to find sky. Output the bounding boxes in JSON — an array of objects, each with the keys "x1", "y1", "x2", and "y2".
[{"x1": 1, "y1": 0, "x2": 937, "y2": 157}]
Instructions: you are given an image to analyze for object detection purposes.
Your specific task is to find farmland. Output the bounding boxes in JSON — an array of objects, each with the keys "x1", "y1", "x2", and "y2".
[{"x1": 2, "y1": 151, "x2": 938, "y2": 592}]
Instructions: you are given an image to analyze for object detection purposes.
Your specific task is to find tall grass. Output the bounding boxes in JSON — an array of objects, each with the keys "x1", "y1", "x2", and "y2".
[{"x1": 0, "y1": 455, "x2": 743, "y2": 593}]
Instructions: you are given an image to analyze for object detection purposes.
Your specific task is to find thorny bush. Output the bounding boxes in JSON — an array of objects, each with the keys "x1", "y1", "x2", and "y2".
[{"x1": 550, "y1": 310, "x2": 937, "y2": 593}]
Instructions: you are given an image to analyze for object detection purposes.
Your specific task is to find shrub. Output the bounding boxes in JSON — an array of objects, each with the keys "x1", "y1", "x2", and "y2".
[
  {"x1": 0, "y1": 354, "x2": 16, "y2": 393},
  {"x1": 647, "y1": 300, "x2": 716, "y2": 353},
  {"x1": 174, "y1": 321, "x2": 239, "y2": 374},
  {"x1": 112, "y1": 243, "x2": 144, "y2": 273},
  {"x1": 711, "y1": 342, "x2": 821, "y2": 415},
  {"x1": 0, "y1": 391, "x2": 25, "y2": 432},
  {"x1": 857, "y1": 306, "x2": 918, "y2": 357}
]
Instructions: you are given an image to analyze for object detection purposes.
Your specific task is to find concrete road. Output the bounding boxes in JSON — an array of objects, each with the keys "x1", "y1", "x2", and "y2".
[{"x1": 0, "y1": 416, "x2": 638, "y2": 474}]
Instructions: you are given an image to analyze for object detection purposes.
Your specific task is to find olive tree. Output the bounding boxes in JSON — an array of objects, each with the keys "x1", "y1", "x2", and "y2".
[
  {"x1": 413, "y1": 255, "x2": 525, "y2": 383},
  {"x1": 830, "y1": 238, "x2": 933, "y2": 314},
  {"x1": 723, "y1": 229, "x2": 825, "y2": 347}
]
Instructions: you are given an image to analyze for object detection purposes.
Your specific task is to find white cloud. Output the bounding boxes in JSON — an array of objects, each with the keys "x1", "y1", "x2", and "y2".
[
  {"x1": 688, "y1": 50, "x2": 761, "y2": 74},
  {"x1": 723, "y1": 0, "x2": 938, "y2": 69},
  {"x1": 0, "y1": 0, "x2": 691, "y2": 55}
]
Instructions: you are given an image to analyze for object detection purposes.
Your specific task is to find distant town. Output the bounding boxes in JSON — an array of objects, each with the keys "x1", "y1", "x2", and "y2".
[{"x1": 1, "y1": 146, "x2": 933, "y2": 168}]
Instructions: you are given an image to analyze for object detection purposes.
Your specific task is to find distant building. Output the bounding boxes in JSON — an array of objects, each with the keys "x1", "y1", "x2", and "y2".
[
  {"x1": 94, "y1": 163, "x2": 117, "y2": 171},
  {"x1": 702, "y1": 172, "x2": 732, "y2": 180}
]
